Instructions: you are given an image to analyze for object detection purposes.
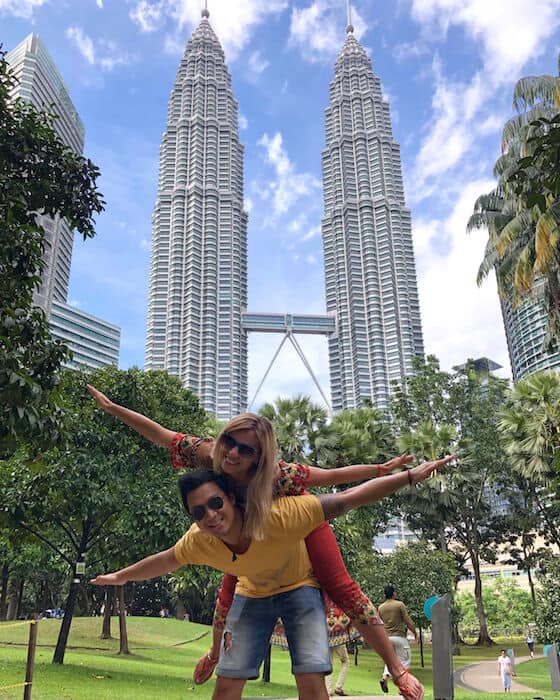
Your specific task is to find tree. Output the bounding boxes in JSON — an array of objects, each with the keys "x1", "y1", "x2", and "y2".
[
  {"x1": 535, "y1": 556, "x2": 560, "y2": 644},
  {"x1": 324, "y1": 406, "x2": 396, "y2": 468},
  {"x1": 0, "y1": 366, "x2": 208, "y2": 663},
  {"x1": 457, "y1": 576, "x2": 533, "y2": 638},
  {"x1": 469, "y1": 52, "x2": 560, "y2": 344},
  {"x1": 498, "y1": 370, "x2": 560, "y2": 549},
  {"x1": 391, "y1": 358, "x2": 511, "y2": 645},
  {"x1": 259, "y1": 395, "x2": 329, "y2": 463},
  {"x1": 0, "y1": 49, "x2": 105, "y2": 454}
]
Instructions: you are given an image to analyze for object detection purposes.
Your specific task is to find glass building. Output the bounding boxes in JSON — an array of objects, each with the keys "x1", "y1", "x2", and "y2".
[
  {"x1": 50, "y1": 301, "x2": 121, "y2": 370},
  {"x1": 145, "y1": 8, "x2": 248, "y2": 420},
  {"x1": 501, "y1": 286, "x2": 560, "y2": 380},
  {"x1": 7, "y1": 34, "x2": 85, "y2": 315},
  {"x1": 321, "y1": 22, "x2": 424, "y2": 411}
]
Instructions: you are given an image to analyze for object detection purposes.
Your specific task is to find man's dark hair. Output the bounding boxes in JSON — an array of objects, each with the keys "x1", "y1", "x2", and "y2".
[
  {"x1": 178, "y1": 470, "x2": 237, "y2": 514},
  {"x1": 384, "y1": 585, "x2": 395, "y2": 599}
]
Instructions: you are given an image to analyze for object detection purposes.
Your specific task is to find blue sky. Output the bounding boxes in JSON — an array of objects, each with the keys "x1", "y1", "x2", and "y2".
[{"x1": 3, "y1": 0, "x2": 560, "y2": 411}]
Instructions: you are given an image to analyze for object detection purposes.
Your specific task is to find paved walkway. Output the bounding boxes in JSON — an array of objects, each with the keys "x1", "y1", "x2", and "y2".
[{"x1": 454, "y1": 654, "x2": 540, "y2": 694}]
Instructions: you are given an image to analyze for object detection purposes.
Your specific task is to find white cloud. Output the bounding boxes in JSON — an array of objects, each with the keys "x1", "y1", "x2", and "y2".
[
  {"x1": 0, "y1": 0, "x2": 46, "y2": 19},
  {"x1": 289, "y1": 0, "x2": 368, "y2": 63},
  {"x1": 257, "y1": 132, "x2": 321, "y2": 217},
  {"x1": 66, "y1": 27, "x2": 95, "y2": 65},
  {"x1": 66, "y1": 27, "x2": 135, "y2": 72},
  {"x1": 238, "y1": 113, "x2": 248, "y2": 130},
  {"x1": 305, "y1": 254, "x2": 318, "y2": 264},
  {"x1": 130, "y1": 0, "x2": 164, "y2": 33},
  {"x1": 129, "y1": 0, "x2": 287, "y2": 61},
  {"x1": 410, "y1": 0, "x2": 560, "y2": 83},
  {"x1": 414, "y1": 177, "x2": 510, "y2": 375},
  {"x1": 247, "y1": 50, "x2": 269, "y2": 80},
  {"x1": 302, "y1": 225, "x2": 321, "y2": 241},
  {"x1": 408, "y1": 0, "x2": 560, "y2": 202},
  {"x1": 96, "y1": 0, "x2": 103, "y2": 8}
]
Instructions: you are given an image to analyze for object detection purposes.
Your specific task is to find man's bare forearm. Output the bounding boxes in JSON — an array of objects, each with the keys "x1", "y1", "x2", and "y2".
[{"x1": 91, "y1": 547, "x2": 180, "y2": 586}]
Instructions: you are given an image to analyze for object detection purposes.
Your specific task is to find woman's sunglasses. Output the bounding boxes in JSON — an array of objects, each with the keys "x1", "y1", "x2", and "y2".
[
  {"x1": 191, "y1": 495, "x2": 225, "y2": 521},
  {"x1": 221, "y1": 432, "x2": 257, "y2": 459}
]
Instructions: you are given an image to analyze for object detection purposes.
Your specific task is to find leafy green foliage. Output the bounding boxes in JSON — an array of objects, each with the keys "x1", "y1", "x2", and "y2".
[
  {"x1": 0, "y1": 49, "x2": 105, "y2": 454},
  {"x1": 535, "y1": 557, "x2": 560, "y2": 643},
  {"x1": 457, "y1": 576, "x2": 533, "y2": 638}
]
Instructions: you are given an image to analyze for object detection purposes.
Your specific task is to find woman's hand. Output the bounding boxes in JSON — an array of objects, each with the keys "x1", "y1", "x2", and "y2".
[
  {"x1": 379, "y1": 454, "x2": 413, "y2": 476},
  {"x1": 87, "y1": 384, "x2": 114, "y2": 413}
]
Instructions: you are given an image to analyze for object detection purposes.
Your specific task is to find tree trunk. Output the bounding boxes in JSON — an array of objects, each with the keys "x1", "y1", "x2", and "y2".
[
  {"x1": 15, "y1": 578, "x2": 24, "y2": 619},
  {"x1": 52, "y1": 577, "x2": 80, "y2": 664},
  {"x1": 0, "y1": 564, "x2": 9, "y2": 621},
  {"x1": 117, "y1": 586, "x2": 129, "y2": 655},
  {"x1": 52, "y1": 520, "x2": 91, "y2": 664},
  {"x1": 100, "y1": 587, "x2": 114, "y2": 639},
  {"x1": 7, "y1": 578, "x2": 19, "y2": 620},
  {"x1": 471, "y1": 551, "x2": 494, "y2": 646}
]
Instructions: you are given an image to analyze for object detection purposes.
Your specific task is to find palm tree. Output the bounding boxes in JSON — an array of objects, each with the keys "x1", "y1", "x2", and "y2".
[
  {"x1": 259, "y1": 395, "x2": 328, "y2": 463},
  {"x1": 498, "y1": 370, "x2": 560, "y2": 549},
  {"x1": 469, "y1": 53, "x2": 560, "y2": 342}
]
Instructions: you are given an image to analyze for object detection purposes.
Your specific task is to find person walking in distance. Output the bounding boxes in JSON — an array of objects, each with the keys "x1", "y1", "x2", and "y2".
[
  {"x1": 498, "y1": 649, "x2": 515, "y2": 691},
  {"x1": 378, "y1": 586, "x2": 418, "y2": 694},
  {"x1": 324, "y1": 595, "x2": 352, "y2": 696},
  {"x1": 526, "y1": 632, "x2": 535, "y2": 659}
]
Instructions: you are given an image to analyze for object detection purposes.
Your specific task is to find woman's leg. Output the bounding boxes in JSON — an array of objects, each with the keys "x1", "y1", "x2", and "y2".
[
  {"x1": 305, "y1": 523, "x2": 423, "y2": 699},
  {"x1": 193, "y1": 573, "x2": 238, "y2": 684}
]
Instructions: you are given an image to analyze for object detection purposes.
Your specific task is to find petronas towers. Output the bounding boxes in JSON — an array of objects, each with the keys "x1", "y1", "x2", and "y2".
[
  {"x1": 146, "y1": 8, "x2": 423, "y2": 419},
  {"x1": 145, "y1": 9, "x2": 248, "y2": 418}
]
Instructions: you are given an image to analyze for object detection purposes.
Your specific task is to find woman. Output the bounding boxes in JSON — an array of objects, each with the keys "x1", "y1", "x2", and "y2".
[{"x1": 87, "y1": 384, "x2": 426, "y2": 700}]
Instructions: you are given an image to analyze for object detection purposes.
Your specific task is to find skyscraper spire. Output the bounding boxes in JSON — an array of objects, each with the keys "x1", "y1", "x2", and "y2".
[
  {"x1": 146, "y1": 11, "x2": 248, "y2": 419},
  {"x1": 321, "y1": 19, "x2": 424, "y2": 411},
  {"x1": 202, "y1": 0, "x2": 209, "y2": 19},
  {"x1": 346, "y1": 0, "x2": 354, "y2": 33}
]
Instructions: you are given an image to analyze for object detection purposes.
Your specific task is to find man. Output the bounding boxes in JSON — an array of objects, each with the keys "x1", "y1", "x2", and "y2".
[
  {"x1": 324, "y1": 595, "x2": 352, "y2": 697},
  {"x1": 92, "y1": 457, "x2": 452, "y2": 700},
  {"x1": 378, "y1": 585, "x2": 418, "y2": 694}
]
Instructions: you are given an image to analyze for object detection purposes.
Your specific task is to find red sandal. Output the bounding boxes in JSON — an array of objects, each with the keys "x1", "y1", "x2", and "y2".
[
  {"x1": 193, "y1": 650, "x2": 219, "y2": 684},
  {"x1": 394, "y1": 669, "x2": 424, "y2": 700}
]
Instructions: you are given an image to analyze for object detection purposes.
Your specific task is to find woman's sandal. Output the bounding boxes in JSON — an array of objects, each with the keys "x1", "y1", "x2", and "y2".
[
  {"x1": 193, "y1": 650, "x2": 219, "y2": 684},
  {"x1": 393, "y1": 669, "x2": 424, "y2": 700}
]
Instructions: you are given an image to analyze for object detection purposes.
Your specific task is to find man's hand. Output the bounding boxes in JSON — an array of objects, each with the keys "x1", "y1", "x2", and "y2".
[
  {"x1": 87, "y1": 384, "x2": 114, "y2": 413},
  {"x1": 379, "y1": 454, "x2": 413, "y2": 476},
  {"x1": 409, "y1": 455, "x2": 455, "y2": 485},
  {"x1": 91, "y1": 572, "x2": 127, "y2": 586}
]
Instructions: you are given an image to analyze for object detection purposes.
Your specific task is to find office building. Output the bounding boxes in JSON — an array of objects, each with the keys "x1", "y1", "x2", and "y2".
[
  {"x1": 145, "y1": 7, "x2": 248, "y2": 419},
  {"x1": 50, "y1": 300, "x2": 120, "y2": 370},
  {"x1": 7, "y1": 34, "x2": 85, "y2": 314},
  {"x1": 321, "y1": 20, "x2": 424, "y2": 411}
]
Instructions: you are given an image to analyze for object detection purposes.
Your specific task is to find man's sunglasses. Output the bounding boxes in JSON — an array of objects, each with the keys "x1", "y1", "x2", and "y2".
[
  {"x1": 221, "y1": 432, "x2": 257, "y2": 459},
  {"x1": 191, "y1": 495, "x2": 225, "y2": 521}
]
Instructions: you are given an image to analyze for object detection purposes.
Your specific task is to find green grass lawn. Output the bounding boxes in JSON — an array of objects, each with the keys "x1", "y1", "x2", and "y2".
[{"x1": 0, "y1": 618, "x2": 556, "y2": 699}]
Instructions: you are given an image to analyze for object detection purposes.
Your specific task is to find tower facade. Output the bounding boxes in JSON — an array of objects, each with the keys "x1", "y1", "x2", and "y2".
[
  {"x1": 501, "y1": 288, "x2": 560, "y2": 381},
  {"x1": 321, "y1": 24, "x2": 424, "y2": 411},
  {"x1": 145, "y1": 10, "x2": 248, "y2": 419},
  {"x1": 7, "y1": 34, "x2": 85, "y2": 314}
]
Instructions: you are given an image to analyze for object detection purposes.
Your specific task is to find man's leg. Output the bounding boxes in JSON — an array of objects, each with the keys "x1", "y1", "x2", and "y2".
[
  {"x1": 278, "y1": 586, "x2": 331, "y2": 700},
  {"x1": 212, "y1": 677, "x2": 246, "y2": 700},
  {"x1": 295, "y1": 672, "x2": 330, "y2": 699},
  {"x1": 325, "y1": 648, "x2": 335, "y2": 695}
]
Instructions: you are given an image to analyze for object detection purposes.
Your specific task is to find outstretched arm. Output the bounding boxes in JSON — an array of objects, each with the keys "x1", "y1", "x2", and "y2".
[
  {"x1": 402, "y1": 609, "x2": 418, "y2": 642},
  {"x1": 307, "y1": 454, "x2": 413, "y2": 487},
  {"x1": 87, "y1": 384, "x2": 177, "y2": 448},
  {"x1": 90, "y1": 547, "x2": 180, "y2": 586},
  {"x1": 318, "y1": 455, "x2": 454, "y2": 520}
]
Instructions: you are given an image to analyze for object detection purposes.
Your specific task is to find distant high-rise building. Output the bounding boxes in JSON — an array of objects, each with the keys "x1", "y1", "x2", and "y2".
[
  {"x1": 145, "y1": 8, "x2": 248, "y2": 420},
  {"x1": 7, "y1": 34, "x2": 85, "y2": 314},
  {"x1": 501, "y1": 287, "x2": 560, "y2": 381},
  {"x1": 321, "y1": 20, "x2": 424, "y2": 412},
  {"x1": 50, "y1": 301, "x2": 121, "y2": 370}
]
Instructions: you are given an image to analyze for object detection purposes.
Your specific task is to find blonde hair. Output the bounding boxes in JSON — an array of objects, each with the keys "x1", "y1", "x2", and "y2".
[{"x1": 213, "y1": 413, "x2": 277, "y2": 541}]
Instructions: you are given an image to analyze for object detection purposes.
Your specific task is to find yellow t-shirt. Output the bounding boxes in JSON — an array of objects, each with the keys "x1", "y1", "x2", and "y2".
[{"x1": 174, "y1": 495, "x2": 324, "y2": 598}]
